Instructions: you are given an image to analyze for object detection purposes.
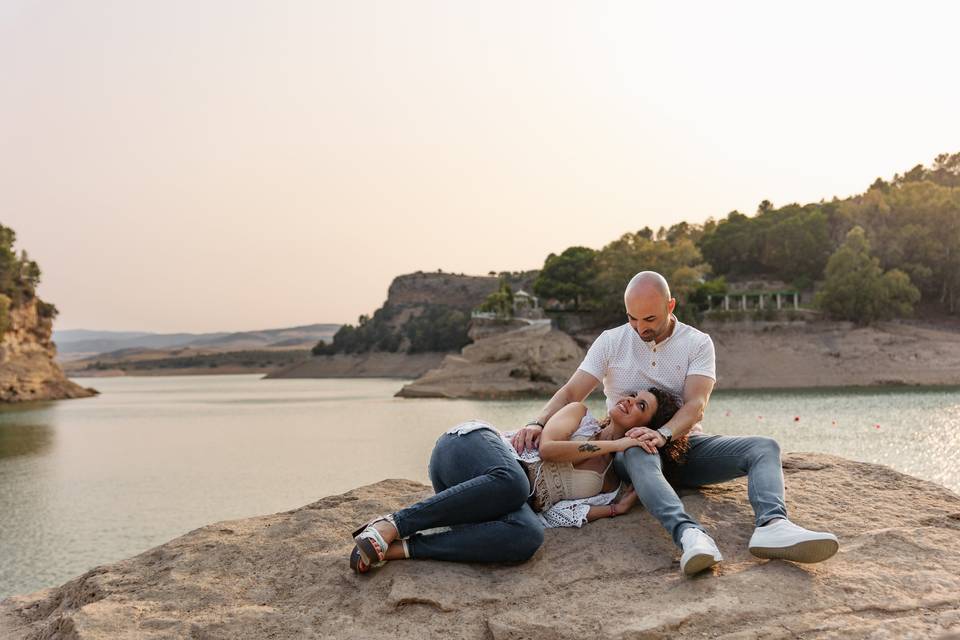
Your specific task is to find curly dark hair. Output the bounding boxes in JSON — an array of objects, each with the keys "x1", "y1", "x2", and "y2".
[
  {"x1": 647, "y1": 387, "x2": 681, "y2": 430},
  {"x1": 646, "y1": 387, "x2": 689, "y2": 464},
  {"x1": 599, "y1": 387, "x2": 688, "y2": 464}
]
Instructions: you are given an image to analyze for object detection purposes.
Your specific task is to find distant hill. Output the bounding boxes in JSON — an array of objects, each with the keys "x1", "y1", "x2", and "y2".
[{"x1": 55, "y1": 324, "x2": 341, "y2": 358}]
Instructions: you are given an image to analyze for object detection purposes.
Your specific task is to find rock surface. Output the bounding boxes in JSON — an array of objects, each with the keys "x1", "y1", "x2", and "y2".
[
  {"x1": 0, "y1": 300, "x2": 95, "y2": 403},
  {"x1": 396, "y1": 323, "x2": 584, "y2": 398},
  {"x1": 4, "y1": 453, "x2": 960, "y2": 639}
]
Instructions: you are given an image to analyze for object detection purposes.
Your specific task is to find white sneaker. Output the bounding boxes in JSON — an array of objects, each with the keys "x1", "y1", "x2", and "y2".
[
  {"x1": 749, "y1": 518, "x2": 839, "y2": 563},
  {"x1": 680, "y1": 528, "x2": 723, "y2": 576}
]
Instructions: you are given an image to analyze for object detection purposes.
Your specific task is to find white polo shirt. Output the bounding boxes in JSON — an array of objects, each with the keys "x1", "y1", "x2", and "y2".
[{"x1": 578, "y1": 317, "x2": 716, "y2": 434}]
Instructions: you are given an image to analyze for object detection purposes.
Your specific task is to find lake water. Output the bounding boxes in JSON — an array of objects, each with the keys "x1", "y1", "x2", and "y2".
[{"x1": 2, "y1": 374, "x2": 959, "y2": 598}]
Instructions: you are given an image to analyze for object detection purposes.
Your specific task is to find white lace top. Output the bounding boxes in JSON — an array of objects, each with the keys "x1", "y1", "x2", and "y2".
[{"x1": 445, "y1": 412, "x2": 620, "y2": 529}]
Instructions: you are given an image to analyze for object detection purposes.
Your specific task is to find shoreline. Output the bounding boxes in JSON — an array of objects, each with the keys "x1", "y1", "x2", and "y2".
[
  {"x1": 55, "y1": 319, "x2": 960, "y2": 395},
  {"x1": 63, "y1": 370, "x2": 960, "y2": 394}
]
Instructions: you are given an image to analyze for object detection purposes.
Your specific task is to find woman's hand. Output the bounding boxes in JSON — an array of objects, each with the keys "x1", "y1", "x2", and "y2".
[
  {"x1": 624, "y1": 427, "x2": 663, "y2": 453},
  {"x1": 614, "y1": 436, "x2": 643, "y2": 452},
  {"x1": 614, "y1": 487, "x2": 638, "y2": 514}
]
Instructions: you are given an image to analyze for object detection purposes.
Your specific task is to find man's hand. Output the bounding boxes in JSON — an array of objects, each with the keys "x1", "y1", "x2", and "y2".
[
  {"x1": 624, "y1": 426, "x2": 665, "y2": 454},
  {"x1": 511, "y1": 424, "x2": 543, "y2": 453}
]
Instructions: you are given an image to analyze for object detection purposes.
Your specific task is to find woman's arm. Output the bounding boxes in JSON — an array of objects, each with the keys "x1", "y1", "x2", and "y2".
[
  {"x1": 538, "y1": 402, "x2": 639, "y2": 462},
  {"x1": 585, "y1": 487, "x2": 638, "y2": 522},
  {"x1": 585, "y1": 504, "x2": 618, "y2": 522}
]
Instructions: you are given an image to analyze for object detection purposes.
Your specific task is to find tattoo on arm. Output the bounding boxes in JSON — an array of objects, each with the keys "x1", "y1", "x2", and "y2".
[{"x1": 577, "y1": 443, "x2": 601, "y2": 453}]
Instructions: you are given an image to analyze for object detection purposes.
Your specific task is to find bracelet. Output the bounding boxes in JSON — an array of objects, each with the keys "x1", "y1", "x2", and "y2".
[
  {"x1": 525, "y1": 420, "x2": 545, "y2": 428},
  {"x1": 609, "y1": 504, "x2": 617, "y2": 518}
]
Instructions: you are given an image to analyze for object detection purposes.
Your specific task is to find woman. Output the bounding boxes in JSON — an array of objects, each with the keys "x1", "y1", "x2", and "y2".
[{"x1": 351, "y1": 388, "x2": 683, "y2": 574}]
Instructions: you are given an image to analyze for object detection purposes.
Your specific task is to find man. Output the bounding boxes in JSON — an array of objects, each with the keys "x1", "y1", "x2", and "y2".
[{"x1": 512, "y1": 271, "x2": 838, "y2": 576}]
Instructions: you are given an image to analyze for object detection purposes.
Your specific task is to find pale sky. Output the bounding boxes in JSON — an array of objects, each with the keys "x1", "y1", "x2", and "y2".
[{"x1": 2, "y1": 1, "x2": 958, "y2": 332}]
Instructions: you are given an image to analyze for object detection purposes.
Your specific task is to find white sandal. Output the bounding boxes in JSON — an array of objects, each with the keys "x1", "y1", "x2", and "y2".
[{"x1": 351, "y1": 515, "x2": 396, "y2": 572}]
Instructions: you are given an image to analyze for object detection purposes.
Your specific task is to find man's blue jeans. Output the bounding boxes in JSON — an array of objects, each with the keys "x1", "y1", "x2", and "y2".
[
  {"x1": 614, "y1": 434, "x2": 788, "y2": 547},
  {"x1": 393, "y1": 429, "x2": 544, "y2": 563}
]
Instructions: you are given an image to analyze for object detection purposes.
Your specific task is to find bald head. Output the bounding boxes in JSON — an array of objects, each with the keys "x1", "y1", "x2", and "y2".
[
  {"x1": 625, "y1": 271, "x2": 671, "y2": 304},
  {"x1": 624, "y1": 271, "x2": 676, "y2": 343}
]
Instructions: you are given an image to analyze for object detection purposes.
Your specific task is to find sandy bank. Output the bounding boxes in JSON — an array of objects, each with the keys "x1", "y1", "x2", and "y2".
[
  {"x1": 396, "y1": 320, "x2": 960, "y2": 399},
  {"x1": 709, "y1": 320, "x2": 960, "y2": 389},
  {"x1": 267, "y1": 352, "x2": 446, "y2": 380}
]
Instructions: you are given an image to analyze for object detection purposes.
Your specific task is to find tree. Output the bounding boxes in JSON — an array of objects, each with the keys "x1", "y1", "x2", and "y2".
[
  {"x1": 311, "y1": 339, "x2": 333, "y2": 356},
  {"x1": 893, "y1": 152, "x2": 960, "y2": 188},
  {"x1": 532, "y1": 246, "x2": 597, "y2": 310},
  {"x1": 697, "y1": 210, "x2": 763, "y2": 276},
  {"x1": 687, "y1": 277, "x2": 728, "y2": 312},
  {"x1": 477, "y1": 279, "x2": 514, "y2": 317},
  {"x1": 664, "y1": 221, "x2": 706, "y2": 244},
  {"x1": 697, "y1": 203, "x2": 835, "y2": 284},
  {"x1": 592, "y1": 232, "x2": 709, "y2": 325},
  {"x1": 404, "y1": 305, "x2": 470, "y2": 353},
  {"x1": 815, "y1": 227, "x2": 920, "y2": 324},
  {"x1": 0, "y1": 224, "x2": 47, "y2": 307},
  {"x1": 760, "y1": 206, "x2": 833, "y2": 284},
  {"x1": 839, "y1": 178, "x2": 960, "y2": 312},
  {"x1": 19, "y1": 250, "x2": 41, "y2": 291},
  {"x1": 929, "y1": 152, "x2": 960, "y2": 187}
]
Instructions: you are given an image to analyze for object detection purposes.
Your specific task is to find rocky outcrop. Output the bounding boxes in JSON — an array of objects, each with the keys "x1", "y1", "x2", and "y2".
[
  {"x1": 387, "y1": 272, "x2": 501, "y2": 309},
  {"x1": 396, "y1": 323, "x2": 584, "y2": 398},
  {"x1": 0, "y1": 300, "x2": 95, "y2": 402},
  {"x1": 3, "y1": 453, "x2": 960, "y2": 639}
]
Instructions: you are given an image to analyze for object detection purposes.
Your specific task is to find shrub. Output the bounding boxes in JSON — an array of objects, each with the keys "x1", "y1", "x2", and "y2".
[
  {"x1": 37, "y1": 300, "x2": 58, "y2": 319},
  {"x1": 0, "y1": 294, "x2": 10, "y2": 334}
]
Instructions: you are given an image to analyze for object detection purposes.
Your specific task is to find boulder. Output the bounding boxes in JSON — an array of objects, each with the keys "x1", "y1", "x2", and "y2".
[
  {"x1": 397, "y1": 323, "x2": 583, "y2": 398},
  {"x1": 3, "y1": 453, "x2": 960, "y2": 639}
]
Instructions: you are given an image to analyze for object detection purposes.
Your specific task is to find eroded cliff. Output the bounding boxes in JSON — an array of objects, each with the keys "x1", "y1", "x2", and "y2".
[{"x1": 0, "y1": 299, "x2": 95, "y2": 402}]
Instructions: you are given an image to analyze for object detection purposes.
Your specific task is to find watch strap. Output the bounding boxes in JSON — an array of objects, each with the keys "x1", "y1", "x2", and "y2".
[{"x1": 656, "y1": 427, "x2": 672, "y2": 445}]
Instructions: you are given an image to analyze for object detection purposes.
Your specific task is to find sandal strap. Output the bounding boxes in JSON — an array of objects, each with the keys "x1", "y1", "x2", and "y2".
[
  {"x1": 350, "y1": 546, "x2": 385, "y2": 574},
  {"x1": 357, "y1": 526, "x2": 389, "y2": 558}
]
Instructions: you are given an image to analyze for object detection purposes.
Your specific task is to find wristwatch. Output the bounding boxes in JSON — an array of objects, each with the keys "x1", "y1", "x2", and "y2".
[{"x1": 656, "y1": 426, "x2": 673, "y2": 446}]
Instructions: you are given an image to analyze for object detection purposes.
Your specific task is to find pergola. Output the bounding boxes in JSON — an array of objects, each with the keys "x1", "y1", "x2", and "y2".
[{"x1": 707, "y1": 291, "x2": 800, "y2": 312}]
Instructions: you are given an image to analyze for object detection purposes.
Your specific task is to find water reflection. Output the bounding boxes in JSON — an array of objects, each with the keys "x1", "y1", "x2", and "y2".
[
  {"x1": 0, "y1": 403, "x2": 55, "y2": 459},
  {"x1": 0, "y1": 422, "x2": 53, "y2": 459}
]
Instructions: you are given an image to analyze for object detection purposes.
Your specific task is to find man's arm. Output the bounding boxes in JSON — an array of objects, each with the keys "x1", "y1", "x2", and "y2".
[
  {"x1": 627, "y1": 374, "x2": 715, "y2": 449},
  {"x1": 510, "y1": 369, "x2": 600, "y2": 452}
]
